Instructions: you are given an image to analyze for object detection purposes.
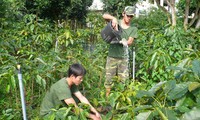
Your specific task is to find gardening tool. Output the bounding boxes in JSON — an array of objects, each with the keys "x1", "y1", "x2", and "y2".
[
  {"x1": 101, "y1": 21, "x2": 122, "y2": 43},
  {"x1": 17, "y1": 64, "x2": 27, "y2": 120}
]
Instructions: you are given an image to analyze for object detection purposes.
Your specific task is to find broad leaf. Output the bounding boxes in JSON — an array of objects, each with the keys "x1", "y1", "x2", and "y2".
[
  {"x1": 163, "y1": 80, "x2": 176, "y2": 94},
  {"x1": 134, "y1": 105, "x2": 153, "y2": 112},
  {"x1": 136, "y1": 90, "x2": 154, "y2": 99},
  {"x1": 192, "y1": 60, "x2": 200, "y2": 77},
  {"x1": 160, "y1": 108, "x2": 177, "y2": 120},
  {"x1": 120, "y1": 113, "x2": 131, "y2": 120},
  {"x1": 181, "y1": 107, "x2": 200, "y2": 120},
  {"x1": 150, "y1": 51, "x2": 157, "y2": 67},
  {"x1": 149, "y1": 81, "x2": 167, "y2": 94},
  {"x1": 188, "y1": 82, "x2": 200, "y2": 92},
  {"x1": 167, "y1": 83, "x2": 189, "y2": 100},
  {"x1": 176, "y1": 96, "x2": 195, "y2": 113},
  {"x1": 108, "y1": 92, "x2": 121, "y2": 107},
  {"x1": 173, "y1": 58, "x2": 190, "y2": 78},
  {"x1": 135, "y1": 111, "x2": 153, "y2": 120}
]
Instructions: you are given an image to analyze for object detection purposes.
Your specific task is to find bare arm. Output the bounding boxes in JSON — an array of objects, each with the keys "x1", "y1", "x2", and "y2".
[
  {"x1": 64, "y1": 98, "x2": 77, "y2": 106},
  {"x1": 64, "y1": 94, "x2": 101, "y2": 120},
  {"x1": 103, "y1": 13, "x2": 118, "y2": 31},
  {"x1": 74, "y1": 91, "x2": 101, "y2": 119},
  {"x1": 102, "y1": 13, "x2": 116, "y2": 21}
]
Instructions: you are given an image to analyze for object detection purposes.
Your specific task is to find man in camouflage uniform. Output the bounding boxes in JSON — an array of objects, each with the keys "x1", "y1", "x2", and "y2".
[{"x1": 102, "y1": 6, "x2": 138, "y2": 97}]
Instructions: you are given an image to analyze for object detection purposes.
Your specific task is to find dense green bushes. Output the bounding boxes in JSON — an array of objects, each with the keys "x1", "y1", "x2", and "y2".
[{"x1": 1, "y1": 1, "x2": 200, "y2": 119}]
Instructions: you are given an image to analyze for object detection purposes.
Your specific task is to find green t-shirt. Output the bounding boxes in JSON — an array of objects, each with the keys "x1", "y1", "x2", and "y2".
[
  {"x1": 108, "y1": 20, "x2": 138, "y2": 58},
  {"x1": 40, "y1": 77, "x2": 79, "y2": 116}
]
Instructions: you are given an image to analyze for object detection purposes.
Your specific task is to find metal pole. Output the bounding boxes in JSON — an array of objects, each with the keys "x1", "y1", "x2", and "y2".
[
  {"x1": 17, "y1": 64, "x2": 27, "y2": 120},
  {"x1": 132, "y1": 47, "x2": 135, "y2": 80}
]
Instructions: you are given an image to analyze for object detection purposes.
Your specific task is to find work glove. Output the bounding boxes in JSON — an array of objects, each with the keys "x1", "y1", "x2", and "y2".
[
  {"x1": 110, "y1": 40, "x2": 120, "y2": 44},
  {"x1": 119, "y1": 38, "x2": 128, "y2": 46}
]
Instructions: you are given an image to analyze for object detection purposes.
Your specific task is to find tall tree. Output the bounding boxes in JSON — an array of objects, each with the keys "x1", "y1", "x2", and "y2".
[
  {"x1": 154, "y1": 0, "x2": 200, "y2": 29},
  {"x1": 25, "y1": 0, "x2": 93, "y2": 22},
  {"x1": 155, "y1": 0, "x2": 177, "y2": 27},
  {"x1": 179, "y1": 0, "x2": 200, "y2": 29},
  {"x1": 184, "y1": 0, "x2": 190, "y2": 30}
]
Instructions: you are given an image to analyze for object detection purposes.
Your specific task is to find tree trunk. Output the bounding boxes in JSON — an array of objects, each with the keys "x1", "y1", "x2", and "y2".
[
  {"x1": 195, "y1": 11, "x2": 200, "y2": 29},
  {"x1": 155, "y1": 0, "x2": 171, "y2": 24},
  {"x1": 164, "y1": 0, "x2": 176, "y2": 27},
  {"x1": 189, "y1": 7, "x2": 199, "y2": 27},
  {"x1": 169, "y1": 0, "x2": 176, "y2": 27},
  {"x1": 184, "y1": 0, "x2": 190, "y2": 30}
]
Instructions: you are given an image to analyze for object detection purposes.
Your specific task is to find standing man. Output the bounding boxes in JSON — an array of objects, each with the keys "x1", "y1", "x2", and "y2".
[
  {"x1": 40, "y1": 63, "x2": 101, "y2": 120},
  {"x1": 102, "y1": 6, "x2": 138, "y2": 97}
]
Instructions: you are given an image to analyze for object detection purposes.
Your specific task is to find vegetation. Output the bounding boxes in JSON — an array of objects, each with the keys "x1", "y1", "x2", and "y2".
[{"x1": 0, "y1": 0, "x2": 200, "y2": 120}]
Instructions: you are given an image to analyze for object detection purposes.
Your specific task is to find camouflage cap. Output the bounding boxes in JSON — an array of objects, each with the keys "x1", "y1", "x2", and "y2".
[{"x1": 124, "y1": 6, "x2": 136, "y2": 16}]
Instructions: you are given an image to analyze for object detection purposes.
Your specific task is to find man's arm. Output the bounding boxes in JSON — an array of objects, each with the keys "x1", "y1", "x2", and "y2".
[
  {"x1": 74, "y1": 91, "x2": 101, "y2": 118},
  {"x1": 64, "y1": 96, "x2": 101, "y2": 120},
  {"x1": 64, "y1": 98, "x2": 77, "y2": 106},
  {"x1": 103, "y1": 13, "x2": 118, "y2": 31}
]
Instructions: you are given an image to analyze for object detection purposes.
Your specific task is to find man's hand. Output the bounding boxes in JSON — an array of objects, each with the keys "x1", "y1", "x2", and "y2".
[
  {"x1": 119, "y1": 38, "x2": 128, "y2": 46},
  {"x1": 112, "y1": 18, "x2": 118, "y2": 31},
  {"x1": 91, "y1": 107, "x2": 101, "y2": 120},
  {"x1": 95, "y1": 111, "x2": 101, "y2": 118},
  {"x1": 89, "y1": 113, "x2": 101, "y2": 120}
]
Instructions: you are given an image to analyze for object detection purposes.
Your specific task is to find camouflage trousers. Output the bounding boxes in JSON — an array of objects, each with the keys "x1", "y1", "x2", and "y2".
[{"x1": 104, "y1": 56, "x2": 129, "y2": 89}]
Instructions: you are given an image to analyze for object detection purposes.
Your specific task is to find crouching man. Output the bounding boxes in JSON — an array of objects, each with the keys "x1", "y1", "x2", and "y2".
[{"x1": 40, "y1": 63, "x2": 101, "y2": 120}]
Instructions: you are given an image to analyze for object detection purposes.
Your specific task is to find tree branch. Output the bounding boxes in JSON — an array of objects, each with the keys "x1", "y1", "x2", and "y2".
[{"x1": 165, "y1": 0, "x2": 172, "y2": 8}]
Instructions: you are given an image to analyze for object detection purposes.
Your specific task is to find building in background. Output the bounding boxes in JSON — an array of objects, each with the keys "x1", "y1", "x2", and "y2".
[{"x1": 88, "y1": 0, "x2": 103, "y2": 11}]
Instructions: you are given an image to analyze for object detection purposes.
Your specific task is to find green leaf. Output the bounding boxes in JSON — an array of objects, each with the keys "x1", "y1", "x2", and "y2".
[
  {"x1": 63, "y1": 107, "x2": 72, "y2": 117},
  {"x1": 36, "y1": 75, "x2": 42, "y2": 85},
  {"x1": 36, "y1": 75, "x2": 46, "y2": 89},
  {"x1": 181, "y1": 107, "x2": 200, "y2": 120},
  {"x1": 188, "y1": 82, "x2": 200, "y2": 92},
  {"x1": 10, "y1": 75, "x2": 16, "y2": 89},
  {"x1": 30, "y1": 24, "x2": 34, "y2": 32},
  {"x1": 135, "y1": 111, "x2": 153, "y2": 120},
  {"x1": 167, "y1": 83, "x2": 189, "y2": 100},
  {"x1": 192, "y1": 60, "x2": 200, "y2": 77},
  {"x1": 136, "y1": 90, "x2": 154, "y2": 99},
  {"x1": 176, "y1": 96, "x2": 195, "y2": 113},
  {"x1": 41, "y1": 77, "x2": 46, "y2": 89},
  {"x1": 66, "y1": 40, "x2": 69, "y2": 47},
  {"x1": 102, "y1": 111, "x2": 112, "y2": 120},
  {"x1": 167, "y1": 66, "x2": 185, "y2": 71},
  {"x1": 120, "y1": 113, "x2": 131, "y2": 120},
  {"x1": 149, "y1": 81, "x2": 167, "y2": 94},
  {"x1": 160, "y1": 108, "x2": 177, "y2": 120},
  {"x1": 150, "y1": 52, "x2": 157, "y2": 66},
  {"x1": 175, "y1": 97, "x2": 186, "y2": 108},
  {"x1": 134, "y1": 105, "x2": 153, "y2": 112},
  {"x1": 79, "y1": 111, "x2": 88, "y2": 120},
  {"x1": 173, "y1": 58, "x2": 190, "y2": 77},
  {"x1": 6, "y1": 85, "x2": 10, "y2": 93},
  {"x1": 35, "y1": 58, "x2": 47, "y2": 65},
  {"x1": 163, "y1": 80, "x2": 176, "y2": 94},
  {"x1": 108, "y1": 92, "x2": 121, "y2": 107}
]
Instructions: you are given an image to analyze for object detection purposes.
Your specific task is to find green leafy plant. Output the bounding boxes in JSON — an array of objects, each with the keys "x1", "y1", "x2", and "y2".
[{"x1": 134, "y1": 80, "x2": 200, "y2": 120}]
